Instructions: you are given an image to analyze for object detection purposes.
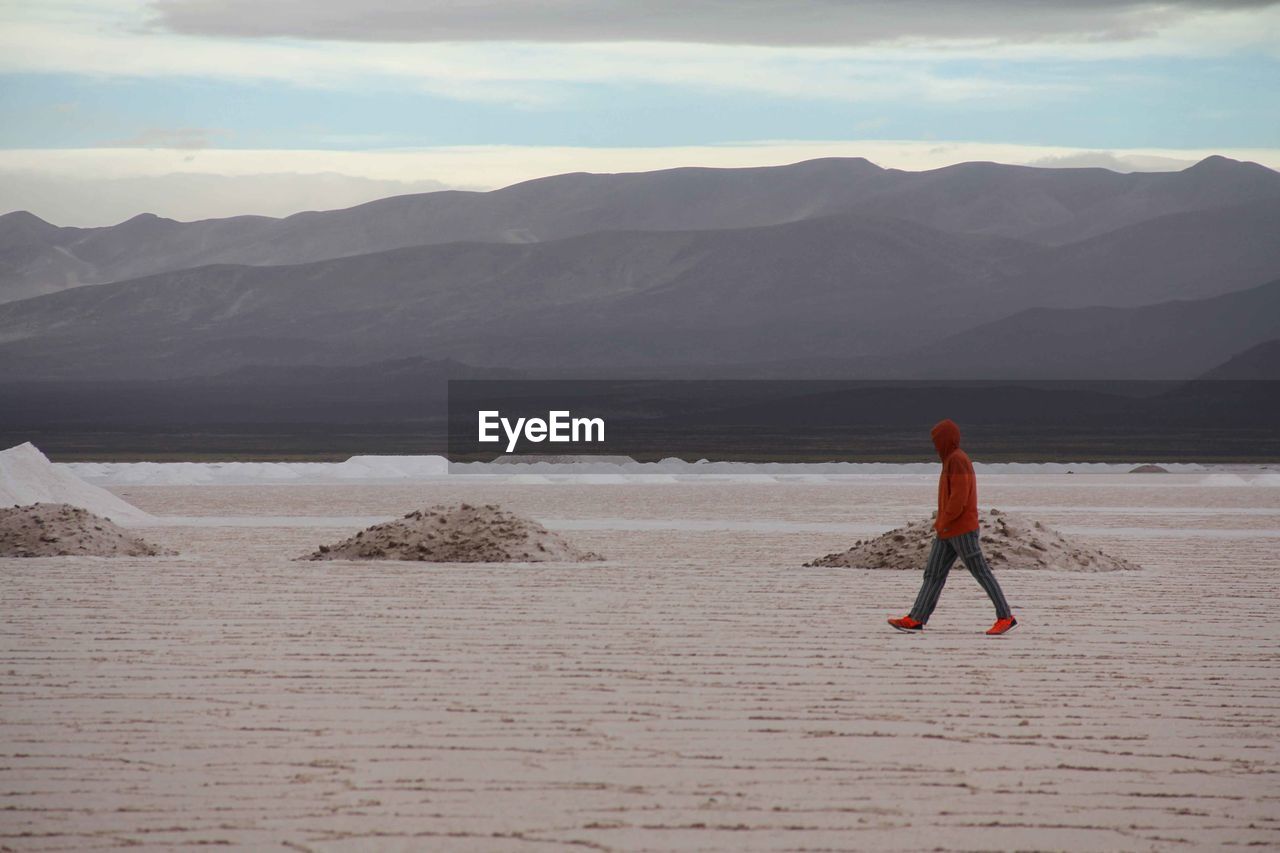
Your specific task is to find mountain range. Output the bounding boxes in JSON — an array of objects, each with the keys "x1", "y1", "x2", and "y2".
[{"x1": 1, "y1": 154, "x2": 1279, "y2": 383}]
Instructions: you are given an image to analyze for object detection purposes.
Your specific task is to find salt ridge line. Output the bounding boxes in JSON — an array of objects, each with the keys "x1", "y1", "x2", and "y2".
[{"x1": 61, "y1": 457, "x2": 1278, "y2": 486}]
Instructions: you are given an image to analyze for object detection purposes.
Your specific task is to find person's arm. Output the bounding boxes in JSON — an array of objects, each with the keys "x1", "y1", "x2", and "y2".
[{"x1": 938, "y1": 457, "x2": 971, "y2": 532}]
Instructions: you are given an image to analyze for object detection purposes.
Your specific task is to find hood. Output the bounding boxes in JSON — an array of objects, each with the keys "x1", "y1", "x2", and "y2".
[{"x1": 930, "y1": 419, "x2": 961, "y2": 461}]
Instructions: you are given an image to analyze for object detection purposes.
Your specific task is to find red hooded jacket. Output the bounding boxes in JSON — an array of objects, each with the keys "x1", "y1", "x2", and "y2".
[{"x1": 931, "y1": 419, "x2": 979, "y2": 538}]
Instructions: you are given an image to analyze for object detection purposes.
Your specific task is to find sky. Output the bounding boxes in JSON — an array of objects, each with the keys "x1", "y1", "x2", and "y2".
[{"x1": 1, "y1": 0, "x2": 1278, "y2": 225}]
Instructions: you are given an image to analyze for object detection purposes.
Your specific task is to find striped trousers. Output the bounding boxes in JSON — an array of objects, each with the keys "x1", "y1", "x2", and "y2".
[{"x1": 909, "y1": 530, "x2": 1012, "y2": 623}]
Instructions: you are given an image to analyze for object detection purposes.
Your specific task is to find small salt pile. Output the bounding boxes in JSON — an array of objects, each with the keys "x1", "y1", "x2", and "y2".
[
  {"x1": 303, "y1": 502, "x2": 603, "y2": 563},
  {"x1": 805, "y1": 509, "x2": 1139, "y2": 572},
  {"x1": 0, "y1": 503, "x2": 172, "y2": 557}
]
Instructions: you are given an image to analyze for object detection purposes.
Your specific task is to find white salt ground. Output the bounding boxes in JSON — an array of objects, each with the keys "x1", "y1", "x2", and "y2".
[{"x1": 2, "y1": 477, "x2": 1276, "y2": 850}]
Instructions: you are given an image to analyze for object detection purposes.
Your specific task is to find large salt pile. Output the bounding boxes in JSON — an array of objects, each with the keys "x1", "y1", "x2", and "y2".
[
  {"x1": 0, "y1": 443, "x2": 152, "y2": 525},
  {"x1": 303, "y1": 503, "x2": 604, "y2": 563},
  {"x1": 806, "y1": 509, "x2": 1139, "y2": 572},
  {"x1": 0, "y1": 504, "x2": 172, "y2": 557}
]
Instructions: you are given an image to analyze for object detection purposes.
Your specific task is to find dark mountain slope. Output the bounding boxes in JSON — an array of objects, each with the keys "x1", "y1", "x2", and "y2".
[
  {"x1": 1000, "y1": 197, "x2": 1280, "y2": 308},
  {"x1": 892, "y1": 278, "x2": 1280, "y2": 379},
  {"x1": 3, "y1": 193, "x2": 1278, "y2": 380},
  {"x1": 1198, "y1": 339, "x2": 1280, "y2": 380},
  {"x1": 0, "y1": 213, "x2": 1033, "y2": 378}
]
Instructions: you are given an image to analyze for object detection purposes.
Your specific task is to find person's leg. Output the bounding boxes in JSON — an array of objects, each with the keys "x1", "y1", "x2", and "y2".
[
  {"x1": 953, "y1": 531, "x2": 1012, "y2": 619},
  {"x1": 908, "y1": 536, "x2": 958, "y2": 624}
]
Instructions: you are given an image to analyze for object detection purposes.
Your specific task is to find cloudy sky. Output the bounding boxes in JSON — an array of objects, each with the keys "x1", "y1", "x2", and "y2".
[{"x1": 1, "y1": 0, "x2": 1278, "y2": 224}]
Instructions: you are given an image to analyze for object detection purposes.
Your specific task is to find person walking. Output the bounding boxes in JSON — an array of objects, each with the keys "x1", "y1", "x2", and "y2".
[{"x1": 888, "y1": 419, "x2": 1018, "y2": 635}]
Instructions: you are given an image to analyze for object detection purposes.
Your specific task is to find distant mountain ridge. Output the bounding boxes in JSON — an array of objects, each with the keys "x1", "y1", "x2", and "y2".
[
  {"x1": 3, "y1": 202, "x2": 1280, "y2": 381},
  {"x1": 3, "y1": 154, "x2": 1278, "y2": 304}
]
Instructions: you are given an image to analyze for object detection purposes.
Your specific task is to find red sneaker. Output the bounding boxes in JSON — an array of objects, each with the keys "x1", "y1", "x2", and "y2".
[
  {"x1": 986, "y1": 616, "x2": 1018, "y2": 636},
  {"x1": 888, "y1": 615, "x2": 924, "y2": 633}
]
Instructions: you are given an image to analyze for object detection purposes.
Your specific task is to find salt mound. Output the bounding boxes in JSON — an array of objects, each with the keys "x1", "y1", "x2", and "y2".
[
  {"x1": 0, "y1": 443, "x2": 152, "y2": 525},
  {"x1": 303, "y1": 503, "x2": 604, "y2": 563},
  {"x1": 491, "y1": 455, "x2": 637, "y2": 465},
  {"x1": 1202, "y1": 473, "x2": 1250, "y2": 486},
  {"x1": 1129, "y1": 464, "x2": 1169, "y2": 474},
  {"x1": 0, "y1": 504, "x2": 172, "y2": 557},
  {"x1": 331, "y1": 455, "x2": 449, "y2": 479},
  {"x1": 805, "y1": 509, "x2": 1139, "y2": 572}
]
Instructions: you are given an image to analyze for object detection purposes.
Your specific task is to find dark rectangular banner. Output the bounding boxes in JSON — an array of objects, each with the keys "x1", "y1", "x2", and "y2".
[{"x1": 447, "y1": 379, "x2": 1280, "y2": 462}]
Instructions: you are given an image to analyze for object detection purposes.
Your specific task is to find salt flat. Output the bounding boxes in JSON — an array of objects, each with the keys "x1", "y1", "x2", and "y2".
[{"x1": 2, "y1": 474, "x2": 1278, "y2": 850}]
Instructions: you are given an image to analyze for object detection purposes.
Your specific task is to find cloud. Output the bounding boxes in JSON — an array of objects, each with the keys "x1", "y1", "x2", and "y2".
[
  {"x1": 104, "y1": 126, "x2": 231, "y2": 150},
  {"x1": 1026, "y1": 151, "x2": 1199, "y2": 171},
  {"x1": 4, "y1": 141, "x2": 1277, "y2": 226},
  {"x1": 0, "y1": 168, "x2": 459, "y2": 226},
  {"x1": 3, "y1": 1, "x2": 1277, "y2": 111},
  {"x1": 0, "y1": 13, "x2": 1079, "y2": 106},
  {"x1": 147, "y1": 0, "x2": 1279, "y2": 47}
]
